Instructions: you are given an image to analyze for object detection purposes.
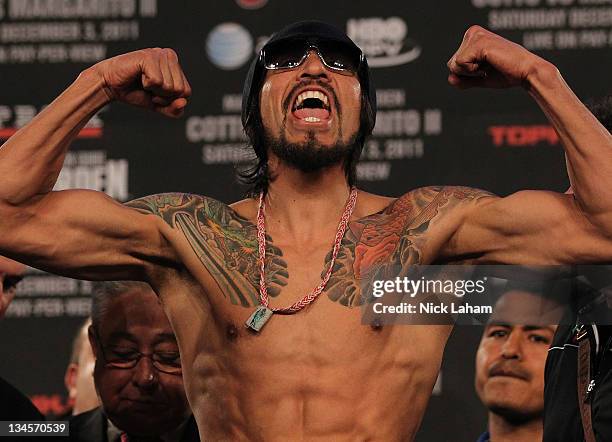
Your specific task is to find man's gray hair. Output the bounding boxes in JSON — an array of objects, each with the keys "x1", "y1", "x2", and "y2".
[{"x1": 90, "y1": 281, "x2": 153, "y2": 330}]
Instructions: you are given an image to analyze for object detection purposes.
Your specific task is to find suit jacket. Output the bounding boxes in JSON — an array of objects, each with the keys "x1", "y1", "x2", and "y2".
[
  {"x1": 0, "y1": 375, "x2": 44, "y2": 421},
  {"x1": 68, "y1": 407, "x2": 199, "y2": 442},
  {"x1": 0, "y1": 376, "x2": 45, "y2": 442}
]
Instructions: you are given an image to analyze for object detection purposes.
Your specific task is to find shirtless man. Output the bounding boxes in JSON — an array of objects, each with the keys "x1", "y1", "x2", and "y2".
[{"x1": 0, "y1": 20, "x2": 611, "y2": 441}]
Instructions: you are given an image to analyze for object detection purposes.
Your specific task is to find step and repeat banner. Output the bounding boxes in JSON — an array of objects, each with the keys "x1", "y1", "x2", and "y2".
[{"x1": 1, "y1": 0, "x2": 611, "y2": 440}]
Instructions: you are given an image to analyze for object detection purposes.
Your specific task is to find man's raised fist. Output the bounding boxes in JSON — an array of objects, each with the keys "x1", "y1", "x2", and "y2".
[{"x1": 88, "y1": 48, "x2": 192, "y2": 118}]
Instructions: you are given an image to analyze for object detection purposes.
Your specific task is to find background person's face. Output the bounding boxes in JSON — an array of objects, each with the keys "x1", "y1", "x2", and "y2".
[
  {"x1": 65, "y1": 319, "x2": 100, "y2": 415},
  {"x1": 475, "y1": 317, "x2": 556, "y2": 420},
  {"x1": 89, "y1": 289, "x2": 189, "y2": 437},
  {"x1": 73, "y1": 331, "x2": 98, "y2": 413},
  {"x1": 260, "y1": 48, "x2": 361, "y2": 152}
]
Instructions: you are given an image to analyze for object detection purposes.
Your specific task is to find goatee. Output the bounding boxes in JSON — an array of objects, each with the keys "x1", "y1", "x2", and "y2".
[{"x1": 266, "y1": 130, "x2": 357, "y2": 173}]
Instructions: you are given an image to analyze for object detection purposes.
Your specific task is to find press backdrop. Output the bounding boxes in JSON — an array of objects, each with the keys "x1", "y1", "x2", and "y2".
[{"x1": 1, "y1": 0, "x2": 611, "y2": 440}]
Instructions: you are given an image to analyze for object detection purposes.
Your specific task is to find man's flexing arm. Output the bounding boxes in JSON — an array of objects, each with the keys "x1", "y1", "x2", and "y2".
[
  {"x1": 442, "y1": 26, "x2": 612, "y2": 264},
  {"x1": 0, "y1": 49, "x2": 191, "y2": 279}
]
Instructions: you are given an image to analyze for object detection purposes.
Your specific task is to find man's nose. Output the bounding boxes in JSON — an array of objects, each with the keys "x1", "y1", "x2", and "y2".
[
  {"x1": 501, "y1": 331, "x2": 523, "y2": 360},
  {"x1": 132, "y1": 357, "x2": 158, "y2": 389},
  {"x1": 299, "y1": 50, "x2": 329, "y2": 80}
]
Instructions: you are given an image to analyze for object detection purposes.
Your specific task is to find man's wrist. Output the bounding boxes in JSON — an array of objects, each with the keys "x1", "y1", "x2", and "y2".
[
  {"x1": 524, "y1": 59, "x2": 562, "y2": 95},
  {"x1": 75, "y1": 67, "x2": 114, "y2": 108}
]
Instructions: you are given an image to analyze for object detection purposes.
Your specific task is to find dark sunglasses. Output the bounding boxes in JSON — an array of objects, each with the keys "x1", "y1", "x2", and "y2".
[
  {"x1": 261, "y1": 39, "x2": 363, "y2": 74},
  {"x1": 2, "y1": 275, "x2": 23, "y2": 292}
]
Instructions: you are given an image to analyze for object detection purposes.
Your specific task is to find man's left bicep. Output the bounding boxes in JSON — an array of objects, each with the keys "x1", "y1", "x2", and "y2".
[{"x1": 451, "y1": 190, "x2": 612, "y2": 264}]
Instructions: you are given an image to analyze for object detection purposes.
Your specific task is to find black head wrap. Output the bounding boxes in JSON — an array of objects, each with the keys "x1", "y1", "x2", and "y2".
[{"x1": 241, "y1": 20, "x2": 376, "y2": 135}]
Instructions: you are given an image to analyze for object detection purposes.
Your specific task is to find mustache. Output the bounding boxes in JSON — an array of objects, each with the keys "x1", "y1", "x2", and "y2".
[
  {"x1": 282, "y1": 79, "x2": 340, "y2": 115},
  {"x1": 487, "y1": 360, "x2": 531, "y2": 381}
]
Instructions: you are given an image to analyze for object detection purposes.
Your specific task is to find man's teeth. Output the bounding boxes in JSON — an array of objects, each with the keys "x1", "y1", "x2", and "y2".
[
  {"x1": 304, "y1": 116, "x2": 321, "y2": 122},
  {"x1": 295, "y1": 90, "x2": 329, "y2": 108}
]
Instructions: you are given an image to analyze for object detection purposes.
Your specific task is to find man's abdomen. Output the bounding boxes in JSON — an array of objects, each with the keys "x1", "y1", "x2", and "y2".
[{"x1": 178, "y1": 306, "x2": 450, "y2": 442}]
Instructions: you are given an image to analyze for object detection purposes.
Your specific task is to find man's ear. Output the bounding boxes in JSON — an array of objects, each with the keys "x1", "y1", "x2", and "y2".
[
  {"x1": 87, "y1": 325, "x2": 100, "y2": 360},
  {"x1": 64, "y1": 363, "x2": 78, "y2": 400}
]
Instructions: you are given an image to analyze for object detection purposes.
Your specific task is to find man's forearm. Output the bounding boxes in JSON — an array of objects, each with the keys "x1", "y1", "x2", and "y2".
[
  {"x1": 0, "y1": 68, "x2": 110, "y2": 206},
  {"x1": 527, "y1": 62, "x2": 612, "y2": 230}
]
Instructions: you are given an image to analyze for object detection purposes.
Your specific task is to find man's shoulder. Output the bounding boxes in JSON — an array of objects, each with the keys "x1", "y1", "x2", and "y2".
[
  {"x1": 397, "y1": 186, "x2": 496, "y2": 204},
  {"x1": 125, "y1": 192, "x2": 226, "y2": 214},
  {"x1": 124, "y1": 192, "x2": 248, "y2": 227},
  {"x1": 390, "y1": 186, "x2": 497, "y2": 216},
  {"x1": 362, "y1": 186, "x2": 499, "y2": 238}
]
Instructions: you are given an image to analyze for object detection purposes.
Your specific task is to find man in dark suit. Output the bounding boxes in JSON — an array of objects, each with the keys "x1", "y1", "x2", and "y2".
[
  {"x1": 69, "y1": 407, "x2": 198, "y2": 442},
  {"x1": 0, "y1": 257, "x2": 44, "y2": 442},
  {"x1": 69, "y1": 281, "x2": 199, "y2": 442},
  {"x1": 0, "y1": 256, "x2": 43, "y2": 422}
]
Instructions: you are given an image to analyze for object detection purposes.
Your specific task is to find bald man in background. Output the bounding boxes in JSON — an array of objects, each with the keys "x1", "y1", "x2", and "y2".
[{"x1": 64, "y1": 318, "x2": 100, "y2": 416}]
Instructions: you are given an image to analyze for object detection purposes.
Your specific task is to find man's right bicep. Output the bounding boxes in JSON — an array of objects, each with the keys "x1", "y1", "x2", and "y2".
[{"x1": 0, "y1": 189, "x2": 178, "y2": 280}]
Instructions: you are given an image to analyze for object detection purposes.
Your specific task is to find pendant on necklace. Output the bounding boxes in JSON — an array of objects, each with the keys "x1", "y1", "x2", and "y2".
[{"x1": 245, "y1": 305, "x2": 274, "y2": 332}]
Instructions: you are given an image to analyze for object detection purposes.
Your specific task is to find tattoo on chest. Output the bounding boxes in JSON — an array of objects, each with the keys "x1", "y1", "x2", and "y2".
[
  {"x1": 126, "y1": 193, "x2": 287, "y2": 307},
  {"x1": 126, "y1": 187, "x2": 492, "y2": 309},
  {"x1": 324, "y1": 186, "x2": 493, "y2": 306}
]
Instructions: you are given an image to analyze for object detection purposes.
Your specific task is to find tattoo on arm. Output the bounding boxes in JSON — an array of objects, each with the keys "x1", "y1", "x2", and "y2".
[{"x1": 126, "y1": 193, "x2": 288, "y2": 307}]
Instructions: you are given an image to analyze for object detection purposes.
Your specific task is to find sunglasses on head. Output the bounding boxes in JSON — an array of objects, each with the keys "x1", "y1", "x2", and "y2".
[
  {"x1": 2, "y1": 275, "x2": 23, "y2": 292},
  {"x1": 261, "y1": 38, "x2": 363, "y2": 74}
]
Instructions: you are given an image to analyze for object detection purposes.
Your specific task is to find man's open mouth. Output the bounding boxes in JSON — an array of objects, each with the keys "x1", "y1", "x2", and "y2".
[{"x1": 291, "y1": 90, "x2": 331, "y2": 122}]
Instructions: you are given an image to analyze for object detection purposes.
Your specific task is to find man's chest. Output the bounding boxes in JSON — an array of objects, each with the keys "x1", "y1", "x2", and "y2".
[
  {"x1": 132, "y1": 191, "x2": 461, "y2": 312},
  {"x1": 178, "y1": 209, "x2": 437, "y2": 313}
]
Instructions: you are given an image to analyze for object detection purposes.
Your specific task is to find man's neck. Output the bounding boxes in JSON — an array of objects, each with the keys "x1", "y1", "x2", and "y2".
[
  {"x1": 264, "y1": 160, "x2": 353, "y2": 244},
  {"x1": 487, "y1": 412, "x2": 542, "y2": 442}
]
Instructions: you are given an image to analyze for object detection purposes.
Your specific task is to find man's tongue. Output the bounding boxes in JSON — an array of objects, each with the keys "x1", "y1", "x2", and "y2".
[{"x1": 293, "y1": 108, "x2": 330, "y2": 120}]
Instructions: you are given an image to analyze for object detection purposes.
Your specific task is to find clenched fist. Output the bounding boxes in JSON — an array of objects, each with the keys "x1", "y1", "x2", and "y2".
[
  {"x1": 447, "y1": 25, "x2": 556, "y2": 89},
  {"x1": 88, "y1": 48, "x2": 192, "y2": 118}
]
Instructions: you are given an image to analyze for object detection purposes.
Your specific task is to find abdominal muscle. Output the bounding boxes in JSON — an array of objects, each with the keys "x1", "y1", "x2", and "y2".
[{"x1": 163, "y1": 288, "x2": 452, "y2": 442}]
